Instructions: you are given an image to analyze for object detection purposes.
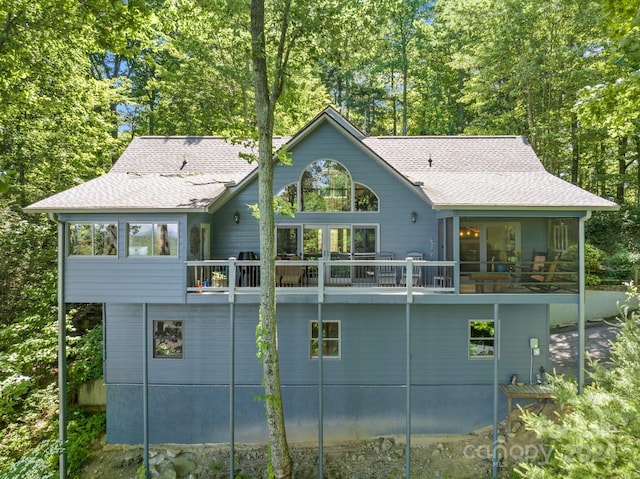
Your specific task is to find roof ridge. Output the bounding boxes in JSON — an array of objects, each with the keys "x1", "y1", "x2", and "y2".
[
  {"x1": 365, "y1": 135, "x2": 523, "y2": 140},
  {"x1": 135, "y1": 135, "x2": 290, "y2": 140}
]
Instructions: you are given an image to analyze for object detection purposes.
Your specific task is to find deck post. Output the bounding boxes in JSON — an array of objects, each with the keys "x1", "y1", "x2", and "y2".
[
  {"x1": 405, "y1": 301, "x2": 412, "y2": 479},
  {"x1": 317, "y1": 302, "x2": 324, "y2": 479},
  {"x1": 492, "y1": 304, "x2": 500, "y2": 479},
  {"x1": 142, "y1": 303, "x2": 149, "y2": 478},
  {"x1": 229, "y1": 301, "x2": 235, "y2": 479},
  {"x1": 578, "y1": 212, "x2": 590, "y2": 393},
  {"x1": 55, "y1": 216, "x2": 68, "y2": 479}
]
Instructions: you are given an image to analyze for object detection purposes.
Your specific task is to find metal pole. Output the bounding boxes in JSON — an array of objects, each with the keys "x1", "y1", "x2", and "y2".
[
  {"x1": 577, "y1": 212, "x2": 590, "y2": 393},
  {"x1": 230, "y1": 302, "x2": 235, "y2": 479},
  {"x1": 318, "y1": 302, "x2": 323, "y2": 479},
  {"x1": 492, "y1": 304, "x2": 500, "y2": 479},
  {"x1": 142, "y1": 303, "x2": 149, "y2": 478},
  {"x1": 405, "y1": 302, "x2": 411, "y2": 479},
  {"x1": 55, "y1": 217, "x2": 67, "y2": 479}
]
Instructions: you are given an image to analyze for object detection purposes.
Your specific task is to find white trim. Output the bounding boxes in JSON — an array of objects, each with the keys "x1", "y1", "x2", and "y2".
[
  {"x1": 468, "y1": 319, "x2": 495, "y2": 360},
  {"x1": 309, "y1": 320, "x2": 341, "y2": 360}
]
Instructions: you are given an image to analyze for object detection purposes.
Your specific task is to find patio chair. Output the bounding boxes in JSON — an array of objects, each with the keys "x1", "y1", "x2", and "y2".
[
  {"x1": 526, "y1": 254, "x2": 560, "y2": 291},
  {"x1": 401, "y1": 252, "x2": 423, "y2": 286},
  {"x1": 376, "y1": 252, "x2": 396, "y2": 286},
  {"x1": 277, "y1": 255, "x2": 304, "y2": 286}
]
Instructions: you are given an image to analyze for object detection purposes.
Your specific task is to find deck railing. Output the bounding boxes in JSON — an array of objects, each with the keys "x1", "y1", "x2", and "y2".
[
  {"x1": 185, "y1": 258, "x2": 456, "y2": 294},
  {"x1": 185, "y1": 257, "x2": 579, "y2": 295}
]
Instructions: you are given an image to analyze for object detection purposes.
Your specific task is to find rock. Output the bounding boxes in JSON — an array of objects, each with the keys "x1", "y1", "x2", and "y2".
[
  {"x1": 149, "y1": 452, "x2": 166, "y2": 466},
  {"x1": 158, "y1": 464, "x2": 177, "y2": 479},
  {"x1": 172, "y1": 455, "x2": 197, "y2": 476},
  {"x1": 166, "y1": 448, "x2": 181, "y2": 458},
  {"x1": 381, "y1": 438, "x2": 394, "y2": 452}
]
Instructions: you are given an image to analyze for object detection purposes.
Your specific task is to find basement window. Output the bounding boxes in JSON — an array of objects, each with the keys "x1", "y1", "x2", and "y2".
[
  {"x1": 153, "y1": 320, "x2": 183, "y2": 359},
  {"x1": 310, "y1": 320, "x2": 340, "y2": 359},
  {"x1": 469, "y1": 320, "x2": 494, "y2": 359}
]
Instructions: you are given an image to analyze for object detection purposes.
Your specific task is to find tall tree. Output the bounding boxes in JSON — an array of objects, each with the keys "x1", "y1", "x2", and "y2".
[
  {"x1": 250, "y1": 0, "x2": 294, "y2": 476},
  {"x1": 249, "y1": 1, "x2": 351, "y2": 476}
]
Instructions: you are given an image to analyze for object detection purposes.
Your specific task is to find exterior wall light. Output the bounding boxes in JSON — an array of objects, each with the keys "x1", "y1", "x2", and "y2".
[
  {"x1": 234, "y1": 212, "x2": 240, "y2": 224},
  {"x1": 411, "y1": 211, "x2": 417, "y2": 223}
]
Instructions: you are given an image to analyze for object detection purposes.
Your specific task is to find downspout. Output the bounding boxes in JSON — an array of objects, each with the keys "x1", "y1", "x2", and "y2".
[
  {"x1": 578, "y1": 211, "x2": 591, "y2": 394},
  {"x1": 50, "y1": 213, "x2": 67, "y2": 479}
]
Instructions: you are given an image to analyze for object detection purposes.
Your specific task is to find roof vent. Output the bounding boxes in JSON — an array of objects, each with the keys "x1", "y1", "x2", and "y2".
[{"x1": 428, "y1": 155, "x2": 433, "y2": 168}]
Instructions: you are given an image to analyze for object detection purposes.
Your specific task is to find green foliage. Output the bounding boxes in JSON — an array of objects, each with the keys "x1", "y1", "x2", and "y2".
[
  {"x1": 66, "y1": 410, "x2": 106, "y2": 478},
  {"x1": 563, "y1": 243, "x2": 603, "y2": 286},
  {"x1": 587, "y1": 207, "x2": 640, "y2": 253},
  {"x1": 0, "y1": 374, "x2": 32, "y2": 417},
  {"x1": 0, "y1": 439, "x2": 60, "y2": 479},
  {"x1": 600, "y1": 251, "x2": 640, "y2": 283},
  {"x1": 68, "y1": 325, "x2": 104, "y2": 394},
  {"x1": 516, "y1": 284, "x2": 640, "y2": 477}
]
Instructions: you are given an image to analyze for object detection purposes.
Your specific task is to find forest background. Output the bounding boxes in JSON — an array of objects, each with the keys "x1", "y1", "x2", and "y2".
[{"x1": 1, "y1": 0, "x2": 640, "y2": 477}]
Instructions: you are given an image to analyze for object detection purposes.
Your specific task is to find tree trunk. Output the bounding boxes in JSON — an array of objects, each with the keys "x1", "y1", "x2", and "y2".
[
  {"x1": 250, "y1": 1, "x2": 293, "y2": 478},
  {"x1": 570, "y1": 114, "x2": 579, "y2": 185},
  {"x1": 617, "y1": 136, "x2": 628, "y2": 205}
]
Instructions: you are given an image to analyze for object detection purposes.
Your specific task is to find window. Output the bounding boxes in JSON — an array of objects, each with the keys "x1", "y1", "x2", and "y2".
[
  {"x1": 276, "y1": 226, "x2": 300, "y2": 257},
  {"x1": 469, "y1": 320, "x2": 494, "y2": 359},
  {"x1": 282, "y1": 160, "x2": 379, "y2": 212},
  {"x1": 276, "y1": 184, "x2": 299, "y2": 214},
  {"x1": 354, "y1": 183, "x2": 378, "y2": 211},
  {"x1": 68, "y1": 223, "x2": 117, "y2": 256},
  {"x1": 128, "y1": 223, "x2": 178, "y2": 256},
  {"x1": 310, "y1": 320, "x2": 340, "y2": 359},
  {"x1": 153, "y1": 320, "x2": 183, "y2": 358},
  {"x1": 459, "y1": 220, "x2": 520, "y2": 272}
]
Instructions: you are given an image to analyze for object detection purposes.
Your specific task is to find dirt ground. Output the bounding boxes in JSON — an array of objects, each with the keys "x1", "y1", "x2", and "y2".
[
  {"x1": 79, "y1": 422, "x2": 544, "y2": 479},
  {"x1": 78, "y1": 320, "x2": 618, "y2": 479}
]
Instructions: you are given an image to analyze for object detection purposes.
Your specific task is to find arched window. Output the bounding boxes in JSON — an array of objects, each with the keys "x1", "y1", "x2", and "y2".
[
  {"x1": 290, "y1": 160, "x2": 380, "y2": 212},
  {"x1": 301, "y1": 160, "x2": 351, "y2": 212},
  {"x1": 355, "y1": 183, "x2": 378, "y2": 211},
  {"x1": 276, "y1": 183, "x2": 298, "y2": 214}
]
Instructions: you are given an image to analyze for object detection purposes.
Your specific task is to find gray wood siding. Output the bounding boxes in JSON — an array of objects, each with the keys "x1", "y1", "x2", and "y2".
[
  {"x1": 61, "y1": 214, "x2": 188, "y2": 303},
  {"x1": 106, "y1": 302, "x2": 548, "y2": 389},
  {"x1": 105, "y1": 303, "x2": 262, "y2": 385},
  {"x1": 210, "y1": 122, "x2": 438, "y2": 260}
]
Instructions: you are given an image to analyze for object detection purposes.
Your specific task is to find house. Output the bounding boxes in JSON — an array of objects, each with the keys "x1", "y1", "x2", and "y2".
[{"x1": 26, "y1": 107, "x2": 617, "y2": 447}]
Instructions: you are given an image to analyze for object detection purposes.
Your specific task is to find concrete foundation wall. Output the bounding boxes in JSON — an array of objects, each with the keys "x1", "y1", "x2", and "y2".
[{"x1": 550, "y1": 290, "x2": 628, "y2": 327}]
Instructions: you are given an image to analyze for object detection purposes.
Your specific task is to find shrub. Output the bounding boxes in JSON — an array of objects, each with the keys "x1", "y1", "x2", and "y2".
[
  {"x1": 516, "y1": 283, "x2": 640, "y2": 477},
  {"x1": 0, "y1": 439, "x2": 60, "y2": 479},
  {"x1": 68, "y1": 324, "x2": 104, "y2": 394}
]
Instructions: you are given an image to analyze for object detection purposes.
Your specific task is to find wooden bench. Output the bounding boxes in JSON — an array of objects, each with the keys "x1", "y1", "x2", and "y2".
[{"x1": 500, "y1": 384, "x2": 554, "y2": 432}]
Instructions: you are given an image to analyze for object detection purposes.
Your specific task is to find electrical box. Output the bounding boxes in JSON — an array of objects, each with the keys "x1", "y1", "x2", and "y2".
[{"x1": 529, "y1": 337, "x2": 539, "y2": 349}]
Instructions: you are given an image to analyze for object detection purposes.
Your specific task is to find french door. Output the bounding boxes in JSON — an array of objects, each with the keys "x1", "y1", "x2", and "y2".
[
  {"x1": 301, "y1": 224, "x2": 378, "y2": 283},
  {"x1": 303, "y1": 225, "x2": 351, "y2": 282}
]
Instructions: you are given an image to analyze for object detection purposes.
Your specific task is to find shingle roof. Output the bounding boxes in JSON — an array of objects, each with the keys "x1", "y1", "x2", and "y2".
[
  {"x1": 363, "y1": 135, "x2": 616, "y2": 210},
  {"x1": 26, "y1": 110, "x2": 618, "y2": 213},
  {"x1": 26, "y1": 136, "x2": 290, "y2": 213}
]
